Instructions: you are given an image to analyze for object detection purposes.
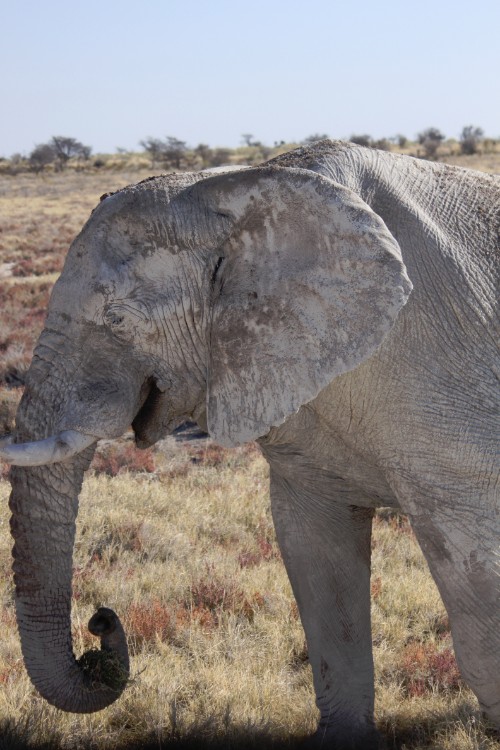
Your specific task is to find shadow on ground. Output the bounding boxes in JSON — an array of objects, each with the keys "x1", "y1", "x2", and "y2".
[
  {"x1": 3, "y1": 718, "x2": 499, "y2": 750},
  {"x1": 0, "y1": 723, "x2": 305, "y2": 750}
]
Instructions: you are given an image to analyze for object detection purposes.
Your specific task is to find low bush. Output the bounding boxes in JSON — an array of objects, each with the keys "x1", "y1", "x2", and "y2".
[{"x1": 90, "y1": 442, "x2": 156, "y2": 476}]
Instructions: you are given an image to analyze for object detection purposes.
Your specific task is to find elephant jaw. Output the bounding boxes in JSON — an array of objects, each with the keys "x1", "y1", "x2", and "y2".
[{"x1": 0, "y1": 430, "x2": 97, "y2": 467}]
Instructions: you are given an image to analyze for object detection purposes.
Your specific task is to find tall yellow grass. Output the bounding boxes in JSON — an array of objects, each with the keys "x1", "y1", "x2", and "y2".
[{"x1": 0, "y1": 442, "x2": 498, "y2": 749}]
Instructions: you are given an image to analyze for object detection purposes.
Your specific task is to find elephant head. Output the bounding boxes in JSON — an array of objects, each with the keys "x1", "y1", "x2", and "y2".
[{"x1": 1, "y1": 165, "x2": 411, "y2": 712}]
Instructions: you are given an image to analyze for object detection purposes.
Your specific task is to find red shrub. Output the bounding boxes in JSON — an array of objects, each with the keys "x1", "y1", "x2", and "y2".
[
  {"x1": 191, "y1": 569, "x2": 235, "y2": 612},
  {"x1": 401, "y1": 642, "x2": 462, "y2": 697},
  {"x1": 238, "y1": 550, "x2": 262, "y2": 568},
  {"x1": 90, "y1": 442, "x2": 156, "y2": 476},
  {"x1": 239, "y1": 516, "x2": 280, "y2": 569},
  {"x1": 0, "y1": 659, "x2": 23, "y2": 685},
  {"x1": 126, "y1": 599, "x2": 175, "y2": 647},
  {"x1": 189, "y1": 565, "x2": 264, "y2": 626},
  {"x1": 373, "y1": 510, "x2": 414, "y2": 535},
  {"x1": 0, "y1": 606, "x2": 16, "y2": 628},
  {"x1": 238, "y1": 534, "x2": 279, "y2": 568},
  {"x1": 289, "y1": 601, "x2": 300, "y2": 621},
  {"x1": 188, "y1": 440, "x2": 260, "y2": 468},
  {"x1": 190, "y1": 443, "x2": 231, "y2": 467},
  {"x1": 371, "y1": 576, "x2": 383, "y2": 599}
]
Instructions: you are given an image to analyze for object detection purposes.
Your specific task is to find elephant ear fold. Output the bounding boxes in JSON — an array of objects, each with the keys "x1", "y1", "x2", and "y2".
[{"x1": 194, "y1": 166, "x2": 412, "y2": 447}]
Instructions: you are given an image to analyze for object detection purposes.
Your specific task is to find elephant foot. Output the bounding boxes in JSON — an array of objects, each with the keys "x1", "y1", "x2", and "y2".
[
  {"x1": 482, "y1": 711, "x2": 500, "y2": 740},
  {"x1": 301, "y1": 724, "x2": 384, "y2": 750}
]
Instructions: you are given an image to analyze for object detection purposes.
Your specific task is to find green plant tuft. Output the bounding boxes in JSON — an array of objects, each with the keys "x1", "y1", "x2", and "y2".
[{"x1": 77, "y1": 649, "x2": 128, "y2": 693}]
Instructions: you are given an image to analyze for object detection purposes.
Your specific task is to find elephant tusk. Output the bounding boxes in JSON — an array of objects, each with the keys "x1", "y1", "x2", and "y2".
[{"x1": 0, "y1": 430, "x2": 96, "y2": 466}]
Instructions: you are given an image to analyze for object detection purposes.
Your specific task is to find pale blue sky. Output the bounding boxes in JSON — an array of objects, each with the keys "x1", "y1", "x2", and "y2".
[{"x1": 2, "y1": 0, "x2": 499, "y2": 157}]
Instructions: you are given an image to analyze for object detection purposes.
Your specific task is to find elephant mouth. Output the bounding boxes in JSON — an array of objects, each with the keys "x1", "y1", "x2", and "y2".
[{"x1": 131, "y1": 379, "x2": 169, "y2": 449}]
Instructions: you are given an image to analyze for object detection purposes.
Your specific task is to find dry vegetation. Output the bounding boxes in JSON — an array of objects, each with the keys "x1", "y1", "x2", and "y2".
[
  {"x1": 0, "y1": 443, "x2": 498, "y2": 749},
  {"x1": 0, "y1": 147, "x2": 499, "y2": 749}
]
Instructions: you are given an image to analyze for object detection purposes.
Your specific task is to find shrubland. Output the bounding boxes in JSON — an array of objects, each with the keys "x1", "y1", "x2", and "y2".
[{"x1": 2, "y1": 130, "x2": 500, "y2": 177}]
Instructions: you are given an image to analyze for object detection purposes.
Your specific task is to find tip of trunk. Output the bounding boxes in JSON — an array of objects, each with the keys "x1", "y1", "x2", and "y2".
[
  {"x1": 20, "y1": 605, "x2": 130, "y2": 714},
  {"x1": 77, "y1": 608, "x2": 130, "y2": 699}
]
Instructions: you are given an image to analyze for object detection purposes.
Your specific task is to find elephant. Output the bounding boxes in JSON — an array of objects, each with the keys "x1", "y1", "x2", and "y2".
[{"x1": 0, "y1": 139, "x2": 499, "y2": 748}]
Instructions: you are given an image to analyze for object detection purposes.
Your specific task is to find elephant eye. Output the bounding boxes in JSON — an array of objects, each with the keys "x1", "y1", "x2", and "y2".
[
  {"x1": 211, "y1": 256, "x2": 224, "y2": 287},
  {"x1": 103, "y1": 303, "x2": 149, "y2": 340},
  {"x1": 104, "y1": 307, "x2": 127, "y2": 329},
  {"x1": 108, "y1": 313, "x2": 124, "y2": 327}
]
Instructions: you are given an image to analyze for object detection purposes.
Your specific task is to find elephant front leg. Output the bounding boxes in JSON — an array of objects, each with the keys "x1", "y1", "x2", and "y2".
[{"x1": 270, "y1": 470, "x2": 380, "y2": 749}]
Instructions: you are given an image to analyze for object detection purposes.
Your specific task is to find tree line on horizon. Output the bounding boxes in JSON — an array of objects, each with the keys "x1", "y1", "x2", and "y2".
[{"x1": 1, "y1": 126, "x2": 494, "y2": 175}]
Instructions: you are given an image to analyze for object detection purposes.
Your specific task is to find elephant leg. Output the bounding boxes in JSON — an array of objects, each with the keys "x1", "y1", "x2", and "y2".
[
  {"x1": 393, "y1": 474, "x2": 500, "y2": 725},
  {"x1": 270, "y1": 469, "x2": 380, "y2": 749}
]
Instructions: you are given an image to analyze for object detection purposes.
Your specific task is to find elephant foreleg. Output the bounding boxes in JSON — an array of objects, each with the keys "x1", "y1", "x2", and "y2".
[{"x1": 270, "y1": 469, "x2": 380, "y2": 749}]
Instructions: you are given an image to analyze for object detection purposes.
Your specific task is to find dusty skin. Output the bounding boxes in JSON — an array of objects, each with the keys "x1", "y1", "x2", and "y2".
[{"x1": 0, "y1": 141, "x2": 499, "y2": 749}]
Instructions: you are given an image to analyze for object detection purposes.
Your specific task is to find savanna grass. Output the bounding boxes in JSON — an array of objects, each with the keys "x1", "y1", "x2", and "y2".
[{"x1": 0, "y1": 441, "x2": 499, "y2": 749}]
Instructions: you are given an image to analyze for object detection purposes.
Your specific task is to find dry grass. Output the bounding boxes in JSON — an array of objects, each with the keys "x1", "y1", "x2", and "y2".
[
  {"x1": 0, "y1": 444, "x2": 499, "y2": 749},
  {"x1": 396, "y1": 141, "x2": 500, "y2": 175},
  {"x1": 441, "y1": 151, "x2": 500, "y2": 175},
  {"x1": 0, "y1": 168, "x2": 161, "y2": 276}
]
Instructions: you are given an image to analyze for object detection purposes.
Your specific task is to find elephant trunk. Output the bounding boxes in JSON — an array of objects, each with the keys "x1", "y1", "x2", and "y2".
[{"x1": 8, "y1": 374, "x2": 130, "y2": 712}]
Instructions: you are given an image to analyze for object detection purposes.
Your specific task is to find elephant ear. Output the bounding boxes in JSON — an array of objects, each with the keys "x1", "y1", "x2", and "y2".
[{"x1": 193, "y1": 166, "x2": 412, "y2": 446}]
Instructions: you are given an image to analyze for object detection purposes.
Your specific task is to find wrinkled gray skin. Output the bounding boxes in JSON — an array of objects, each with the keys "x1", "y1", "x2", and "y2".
[{"x1": 3, "y1": 141, "x2": 499, "y2": 747}]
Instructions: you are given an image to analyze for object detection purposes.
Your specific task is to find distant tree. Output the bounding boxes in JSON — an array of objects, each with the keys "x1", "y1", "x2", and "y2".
[
  {"x1": 209, "y1": 148, "x2": 232, "y2": 167},
  {"x1": 241, "y1": 134, "x2": 256, "y2": 147},
  {"x1": 139, "y1": 137, "x2": 164, "y2": 168},
  {"x1": 349, "y1": 134, "x2": 372, "y2": 147},
  {"x1": 417, "y1": 127, "x2": 445, "y2": 159},
  {"x1": 49, "y1": 135, "x2": 92, "y2": 170},
  {"x1": 8, "y1": 153, "x2": 26, "y2": 174},
  {"x1": 372, "y1": 138, "x2": 391, "y2": 151},
  {"x1": 390, "y1": 134, "x2": 408, "y2": 148},
  {"x1": 194, "y1": 143, "x2": 212, "y2": 169},
  {"x1": 162, "y1": 137, "x2": 188, "y2": 170},
  {"x1": 301, "y1": 133, "x2": 330, "y2": 145},
  {"x1": 482, "y1": 137, "x2": 497, "y2": 154},
  {"x1": 29, "y1": 143, "x2": 56, "y2": 173},
  {"x1": 460, "y1": 125, "x2": 484, "y2": 155},
  {"x1": 349, "y1": 135, "x2": 390, "y2": 151},
  {"x1": 50, "y1": 136, "x2": 91, "y2": 170}
]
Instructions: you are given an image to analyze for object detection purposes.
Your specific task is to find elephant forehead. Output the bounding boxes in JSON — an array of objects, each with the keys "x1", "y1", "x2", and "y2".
[{"x1": 48, "y1": 242, "x2": 197, "y2": 330}]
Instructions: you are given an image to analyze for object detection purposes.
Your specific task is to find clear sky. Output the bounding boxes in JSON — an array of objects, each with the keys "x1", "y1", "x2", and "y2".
[{"x1": 2, "y1": 0, "x2": 499, "y2": 157}]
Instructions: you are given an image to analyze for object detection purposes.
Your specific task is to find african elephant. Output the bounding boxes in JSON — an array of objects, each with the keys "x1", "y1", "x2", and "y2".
[{"x1": 1, "y1": 140, "x2": 499, "y2": 748}]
